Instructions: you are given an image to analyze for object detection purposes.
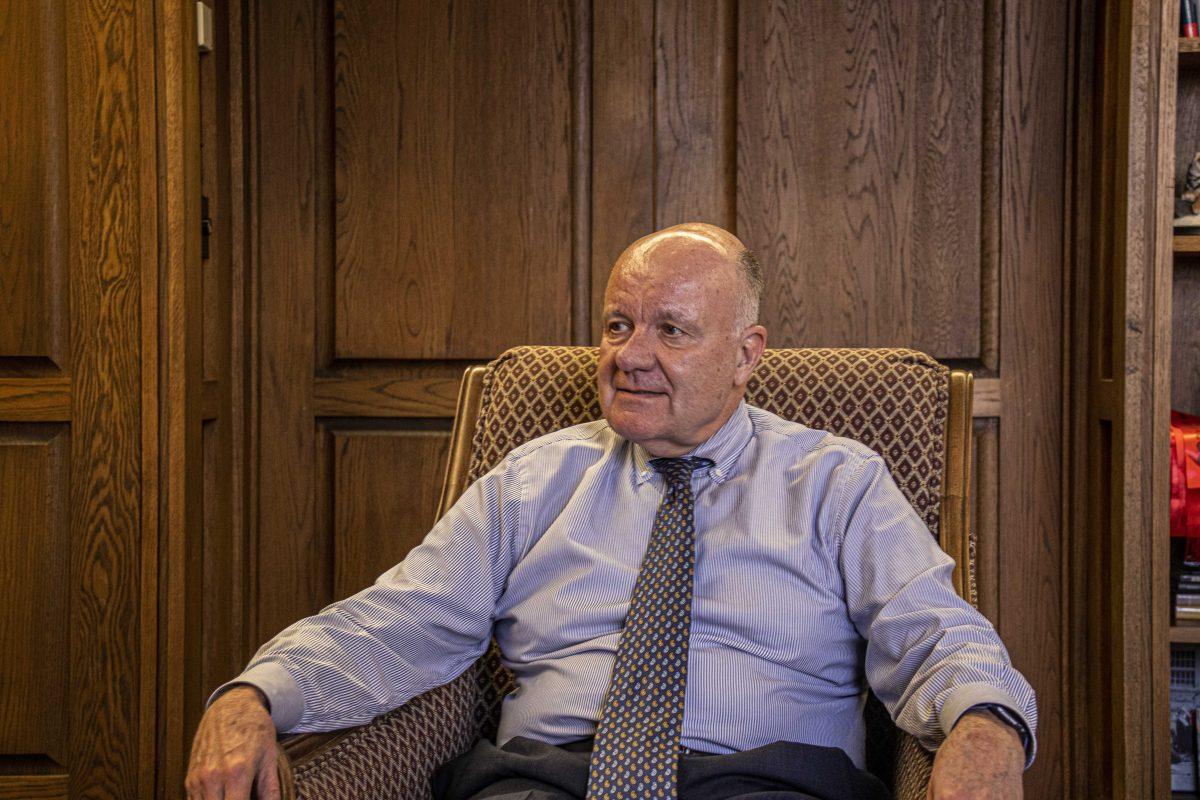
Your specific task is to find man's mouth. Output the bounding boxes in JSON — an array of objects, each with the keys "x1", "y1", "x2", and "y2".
[{"x1": 615, "y1": 387, "x2": 666, "y2": 397}]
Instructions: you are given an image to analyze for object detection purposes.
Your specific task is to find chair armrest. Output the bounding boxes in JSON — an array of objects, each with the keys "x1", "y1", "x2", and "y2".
[
  {"x1": 274, "y1": 667, "x2": 482, "y2": 800},
  {"x1": 892, "y1": 735, "x2": 934, "y2": 800}
]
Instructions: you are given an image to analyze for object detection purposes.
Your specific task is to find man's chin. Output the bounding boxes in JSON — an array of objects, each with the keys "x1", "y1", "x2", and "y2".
[{"x1": 603, "y1": 409, "x2": 664, "y2": 446}]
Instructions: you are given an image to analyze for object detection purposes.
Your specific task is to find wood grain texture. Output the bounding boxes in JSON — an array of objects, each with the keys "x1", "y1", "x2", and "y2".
[
  {"x1": 0, "y1": 774, "x2": 68, "y2": 800},
  {"x1": 331, "y1": 0, "x2": 573, "y2": 360},
  {"x1": 971, "y1": 377, "x2": 1000, "y2": 418},
  {"x1": 255, "y1": 0, "x2": 326, "y2": 639},
  {"x1": 997, "y1": 0, "x2": 1069, "y2": 793},
  {"x1": 314, "y1": 376, "x2": 460, "y2": 418},
  {"x1": 655, "y1": 0, "x2": 736, "y2": 229},
  {"x1": 737, "y1": 0, "x2": 984, "y2": 358},
  {"x1": 0, "y1": 378, "x2": 70, "y2": 421},
  {"x1": 66, "y1": 0, "x2": 154, "y2": 793},
  {"x1": 589, "y1": 0, "x2": 736, "y2": 339},
  {"x1": 979, "y1": 0, "x2": 1002, "y2": 372},
  {"x1": 237, "y1": 5, "x2": 1075, "y2": 796},
  {"x1": 590, "y1": 0, "x2": 654, "y2": 335},
  {"x1": 154, "y1": 0, "x2": 206, "y2": 791},
  {"x1": 201, "y1": 417, "x2": 238, "y2": 724},
  {"x1": 571, "y1": 0, "x2": 592, "y2": 345},
  {"x1": 0, "y1": 427, "x2": 69, "y2": 764},
  {"x1": 0, "y1": 1, "x2": 67, "y2": 366},
  {"x1": 1175, "y1": 234, "x2": 1200, "y2": 252},
  {"x1": 217, "y1": 0, "x2": 255, "y2": 681},
  {"x1": 327, "y1": 425, "x2": 449, "y2": 599}
]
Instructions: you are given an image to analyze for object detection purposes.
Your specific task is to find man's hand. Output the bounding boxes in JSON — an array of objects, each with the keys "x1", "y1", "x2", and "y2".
[
  {"x1": 927, "y1": 710, "x2": 1024, "y2": 799},
  {"x1": 186, "y1": 685, "x2": 281, "y2": 800}
]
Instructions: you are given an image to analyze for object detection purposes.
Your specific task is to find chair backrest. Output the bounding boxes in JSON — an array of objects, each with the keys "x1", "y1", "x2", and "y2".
[{"x1": 439, "y1": 346, "x2": 974, "y2": 800}]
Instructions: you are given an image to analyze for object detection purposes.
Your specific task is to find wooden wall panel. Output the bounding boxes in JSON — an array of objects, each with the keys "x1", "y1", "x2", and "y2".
[
  {"x1": 332, "y1": 0, "x2": 574, "y2": 360},
  {"x1": 201, "y1": 418, "x2": 237, "y2": 738},
  {"x1": 997, "y1": 0, "x2": 1068, "y2": 794},
  {"x1": 255, "y1": 0, "x2": 324, "y2": 641},
  {"x1": 654, "y1": 0, "x2": 736, "y2": 232},
  {"x1": 0, "y1": 426, "x2": 69, "y2": 764},
  {"x1": 589, "y1": 0, "x2": 735, "y2": 332},
  {"x1": 0, "y1": 0, "x2": 159, "y2": 794},
  {"x1": 65, "y1": 0, "x2": 157, "y2": 793},
  {"x1": 0, "y1": 2, "x2": 67, "y2": 366},
  {"x1": 244, "y1": 3, "x2": 1072, "y2": 795},
  {"x1": 326, "y1": 424, "x2": 450, "y2": 598},
  {"x1": 590, "y1": 1, "x2": 654, "y2": 325},
  {"x1": 737, "y1": 0, "x2": 985, "y2": 358}
]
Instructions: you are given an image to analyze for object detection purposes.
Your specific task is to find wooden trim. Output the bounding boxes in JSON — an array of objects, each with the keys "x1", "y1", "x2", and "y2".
[
  {"x1": 942, "y1": 371, "x2": 975, "y2": 601},
  {"x1": 1153, "y1": 3, "x2": 1180, "y2": 797},
  {"x1": 0, "y1": 377, "x2": 71, "y2": 421},
  {"x1": 66, "y1": 0, "x2": 158, "y2": 792},
  {"x1": 153, "y1": 0, "x2": 204, "y2": 792},
  {"x1": 1170, "y1": 626, "x2": 1200, "y2": 644},
  {"x1": 1174, "y1": 234, "x2": 1200, "y2": 253},
  {"x1": 971, "y1": 377, "x2": 1000, "y2": 418},
  {"x1": 436, "y1": 366, "x2": 488, "y2": 519},
  {"x1": 0, "y1": 773, "x2": 68, "y2": 800},
  {"x1": 1180, "y1": 37, "x2": 1200, "y2": 69},
  {"x1": 313, "y1": 376, "x2": 460, "y2": 418},
  {"x1": 571, "y1": 0, "x2": 592, "y2": 345},
  {"x1": 200, "y1": 379, "x2": 219, "y2": 421}
]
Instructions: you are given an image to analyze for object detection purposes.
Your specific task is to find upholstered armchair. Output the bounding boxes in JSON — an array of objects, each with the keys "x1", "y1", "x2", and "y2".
[{"x1": 270, "y1": 346, "x2": 975, "y2": 800}]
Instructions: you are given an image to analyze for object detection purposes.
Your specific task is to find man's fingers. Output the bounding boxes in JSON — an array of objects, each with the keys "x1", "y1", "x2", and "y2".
[
  {"x1": 185, "y1": 757, "x2": 258, "y2": 800},
  {"x1": 254, "y1": 749, "x2": 282, "y2": 800}
]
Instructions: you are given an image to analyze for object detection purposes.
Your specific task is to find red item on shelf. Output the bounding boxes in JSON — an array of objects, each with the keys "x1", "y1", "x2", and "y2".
[{"x1": 1172, "y1": 410, "x2": 1200, "y2": 559}]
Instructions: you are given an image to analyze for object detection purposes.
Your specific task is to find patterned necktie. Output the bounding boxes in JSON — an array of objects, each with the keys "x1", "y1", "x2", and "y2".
[{"x1": 585, "y1": 456, "x2": 713, "y2": 800}]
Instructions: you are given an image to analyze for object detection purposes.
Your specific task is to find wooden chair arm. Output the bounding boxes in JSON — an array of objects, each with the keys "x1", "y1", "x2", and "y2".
[{"x1": 274, "y1": 740, "x2": 297, "y2": 800}]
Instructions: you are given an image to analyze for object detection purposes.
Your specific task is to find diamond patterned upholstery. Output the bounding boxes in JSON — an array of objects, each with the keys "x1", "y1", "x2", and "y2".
[{"x1": 284, "y1": 346, "x2": 958, "y2": 800}]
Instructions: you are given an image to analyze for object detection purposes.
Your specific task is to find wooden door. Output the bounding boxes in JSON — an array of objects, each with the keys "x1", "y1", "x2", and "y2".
[
  {"x1": 0, "y1": 1, "x2": 161, "y2": 797},
  {"x1": 234, "y1": 2, "x2": 1074, "y2": 796},
  {"x1": 1066, "y1": 0, "x2": 1176, "y2": 797}
]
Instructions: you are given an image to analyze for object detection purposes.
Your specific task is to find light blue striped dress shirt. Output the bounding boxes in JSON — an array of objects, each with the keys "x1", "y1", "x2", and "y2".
[{"x1": 229, "y1": 402, "x2": 1037, "y2": 769}]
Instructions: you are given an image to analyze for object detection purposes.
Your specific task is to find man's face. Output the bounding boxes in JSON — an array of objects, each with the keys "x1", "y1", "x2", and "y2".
[{"x1": 597, "y1": 236, "x2": 764, "y2": 457}]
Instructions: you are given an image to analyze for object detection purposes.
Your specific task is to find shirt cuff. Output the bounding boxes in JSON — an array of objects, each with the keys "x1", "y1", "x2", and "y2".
[
  {"x1": 207, "y1": 662, "x2": 306, "y2": 732},
  {"x1": 938, "y1": 683, "x2": 1037, "y2": 768}
]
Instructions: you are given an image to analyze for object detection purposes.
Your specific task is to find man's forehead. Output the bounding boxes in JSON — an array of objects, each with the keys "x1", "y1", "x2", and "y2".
[{"x1": 629, "y1": 227, "x2": 738, "y2": 263}]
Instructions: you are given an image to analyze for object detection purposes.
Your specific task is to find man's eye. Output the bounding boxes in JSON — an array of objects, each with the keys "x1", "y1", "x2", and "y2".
[
  {"x1": 662, "y1": 324, "x2": 683, "y2": 336},
  {"x1": 606, "y1": 321, "x2": 630, "y2": 334}
]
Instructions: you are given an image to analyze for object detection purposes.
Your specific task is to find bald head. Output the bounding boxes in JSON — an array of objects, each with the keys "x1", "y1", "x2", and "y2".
[
  {"x1": 596, "y1": 223, "x2": 768, "y2": 455},
  {"x1": 615, "y1": 223, "x2": 763, "y2": 330}
]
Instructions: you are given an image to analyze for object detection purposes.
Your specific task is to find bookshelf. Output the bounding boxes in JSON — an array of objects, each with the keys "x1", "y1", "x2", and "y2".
[{"x1": 1167, "y1": 19, "x2": 1200, "y2": 795}]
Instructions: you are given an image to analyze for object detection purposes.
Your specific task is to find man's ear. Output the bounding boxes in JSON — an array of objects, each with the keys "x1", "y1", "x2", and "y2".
[{"x1": 734, "y1": 325, "x2": 767, "y2": 384}]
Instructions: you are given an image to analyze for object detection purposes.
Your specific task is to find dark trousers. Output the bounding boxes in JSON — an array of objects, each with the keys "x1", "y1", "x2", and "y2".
[{"x1": 432, "y1": 736, "x2": 891, "y2": 800}]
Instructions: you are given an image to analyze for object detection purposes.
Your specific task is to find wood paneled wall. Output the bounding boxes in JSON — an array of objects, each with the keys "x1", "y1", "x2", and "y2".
[
  {"x1": 220, "y1": 1, "x2": 1074, "y2": 796},
  {"x1": 0, "y1": 1, "x2": 162, "y2": 797}
]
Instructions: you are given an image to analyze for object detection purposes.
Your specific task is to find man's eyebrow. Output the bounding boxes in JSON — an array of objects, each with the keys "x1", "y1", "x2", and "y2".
[{"x1": 655, "y1": 305, "x2": 700, "y2": 325}]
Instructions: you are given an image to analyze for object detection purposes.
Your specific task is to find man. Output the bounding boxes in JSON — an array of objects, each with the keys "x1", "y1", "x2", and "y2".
[{"x1": 187, "y1": 223, "x2": 1034, "y2": 800}]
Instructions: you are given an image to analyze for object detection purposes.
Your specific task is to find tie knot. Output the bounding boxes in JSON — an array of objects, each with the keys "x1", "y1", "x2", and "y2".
[{"x1": 649, "y1": 456, "x2": 714, "y2": 488}]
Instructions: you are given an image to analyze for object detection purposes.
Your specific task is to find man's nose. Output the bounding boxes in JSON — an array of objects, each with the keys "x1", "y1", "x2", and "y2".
[{"x1": 613, "y1": 327, "x2": 655, "y2": 372}]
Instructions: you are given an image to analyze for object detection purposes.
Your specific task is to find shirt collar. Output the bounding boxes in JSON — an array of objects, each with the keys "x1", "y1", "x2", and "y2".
[{"x1": 630, "y1": 400, "x2": 755, "y2": 486}]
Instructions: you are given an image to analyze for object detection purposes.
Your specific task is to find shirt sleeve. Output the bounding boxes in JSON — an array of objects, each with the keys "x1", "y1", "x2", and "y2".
[
  {"x1": 836, "y1": 453, "x2": 1039, "y2": 767},
  {"x1": 208, "y1": 456, "x2": 526, "y2": 733}
]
